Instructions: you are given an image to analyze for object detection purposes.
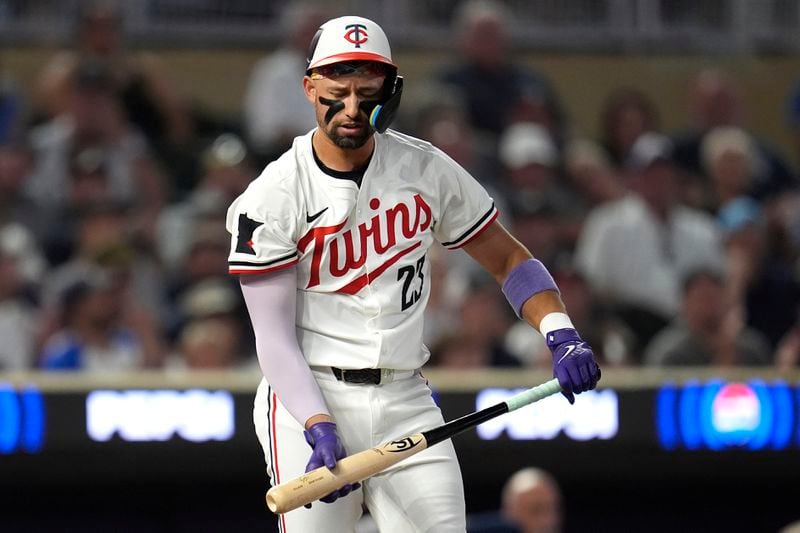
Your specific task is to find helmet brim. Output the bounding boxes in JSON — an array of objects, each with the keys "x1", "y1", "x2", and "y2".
[{"x1": 308, "y1": 52, "x2": 396, "y2": 71}]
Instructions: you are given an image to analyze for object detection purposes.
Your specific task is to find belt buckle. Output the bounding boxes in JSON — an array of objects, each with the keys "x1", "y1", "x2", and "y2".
[
  {"x1": 344, "y1": 369, "x2": 379, "y2": 385},
  {"x1": 333, "y1": 367, "x2": 383, "y2": 385},
  {"x1": 361, "y1": 369, "x2": 381, "y2": 385}
]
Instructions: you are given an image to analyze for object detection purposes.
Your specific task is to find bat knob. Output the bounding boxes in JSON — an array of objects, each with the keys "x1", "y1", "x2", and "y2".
[{"x1": 266, "y1": 488, "x2": 281, "y2": 513}]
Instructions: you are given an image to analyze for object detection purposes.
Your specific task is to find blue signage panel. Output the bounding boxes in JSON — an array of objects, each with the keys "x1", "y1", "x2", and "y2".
[
  {"x1": 657, "y1": 380, "x2": 797, "y2": 451},
  {"x1": 0, "y1": 383, "x2": 45, "y2": 454}
]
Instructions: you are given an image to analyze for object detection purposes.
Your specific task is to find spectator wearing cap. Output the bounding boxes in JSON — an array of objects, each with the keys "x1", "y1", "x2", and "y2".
[
  {"x1": 157, "y1": 133, "x2": 255, "y2": 274},
  {"x1": 170, "y1": 278, "x2": 249, "y2": 370},
  {"x1": 499, "y1": 123, "x2": 582, "y2": 262},
  {"x1": 644, "y1": 268, "x2": 771, "y2": 367},
  {"x1": 574, "y1": 133, "x2": 725, "y2": 354},
  {"x1": 499, "y1": 122, "x2": 559, "y2": 191}
]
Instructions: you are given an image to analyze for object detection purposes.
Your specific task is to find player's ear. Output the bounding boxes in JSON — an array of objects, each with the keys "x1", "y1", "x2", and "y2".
[{"x1": 303, "y1": 76, "x2": 316, "y2": 105}]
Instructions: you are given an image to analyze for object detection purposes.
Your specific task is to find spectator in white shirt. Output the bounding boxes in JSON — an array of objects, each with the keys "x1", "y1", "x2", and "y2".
[{"x1": 574, "y1": 133, "x2": 725, "y2": 354}]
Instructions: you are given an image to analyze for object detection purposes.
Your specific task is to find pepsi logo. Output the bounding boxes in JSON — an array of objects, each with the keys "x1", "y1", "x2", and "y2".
[{"x1": 711, "y1": 383, "x2": 760, "y2": 445}]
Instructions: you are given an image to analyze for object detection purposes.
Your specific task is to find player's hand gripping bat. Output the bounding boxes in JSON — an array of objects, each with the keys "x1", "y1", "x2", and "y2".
[{"x1": 266, "y1": 378, "x2": 562, "y2": 514}]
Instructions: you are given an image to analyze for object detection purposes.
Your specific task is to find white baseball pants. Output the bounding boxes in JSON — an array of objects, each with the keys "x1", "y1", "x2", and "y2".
[{"x1": 253, "y1": 369, "x2": 466, "y2": 533}]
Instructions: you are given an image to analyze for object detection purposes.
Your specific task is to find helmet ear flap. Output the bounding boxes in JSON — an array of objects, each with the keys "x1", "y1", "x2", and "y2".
[{"x1": 369, "y1": 76, "x2": 403, "y2": 133}]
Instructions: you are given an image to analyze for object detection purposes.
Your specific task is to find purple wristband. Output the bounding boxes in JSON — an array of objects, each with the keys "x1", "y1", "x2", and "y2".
[{"x1": 501, "y1": 259, "x2": 559, "y2": 317}]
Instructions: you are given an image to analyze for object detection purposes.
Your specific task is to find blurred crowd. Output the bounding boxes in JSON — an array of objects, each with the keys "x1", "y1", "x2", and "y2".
[{"x1": 1, "y1": 0, "x2": 799, "y2": 374}]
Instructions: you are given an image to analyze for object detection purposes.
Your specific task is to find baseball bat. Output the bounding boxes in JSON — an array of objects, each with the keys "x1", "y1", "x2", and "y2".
[{"x1": 266, "y1": 377, "x2": 562, "y2": 514}]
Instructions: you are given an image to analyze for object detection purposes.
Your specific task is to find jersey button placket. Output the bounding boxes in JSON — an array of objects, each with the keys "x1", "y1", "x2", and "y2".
[
  {"x1": 354, "y1": 193, "x2": 380, "y2": 368},
  {"x1": 356, "y1": 194, "x2": 379, "y2": 313}
]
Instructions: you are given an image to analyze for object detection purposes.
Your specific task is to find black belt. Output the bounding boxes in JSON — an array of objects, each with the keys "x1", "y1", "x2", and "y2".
[{"x1": 331, "y1": 367, "x2": 382, "y2": 385}]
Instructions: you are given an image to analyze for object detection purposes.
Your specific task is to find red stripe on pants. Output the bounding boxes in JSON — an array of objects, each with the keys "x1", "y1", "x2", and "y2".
[{"x1": 271, "y1": 392, "x2": 287, "y2": 532}]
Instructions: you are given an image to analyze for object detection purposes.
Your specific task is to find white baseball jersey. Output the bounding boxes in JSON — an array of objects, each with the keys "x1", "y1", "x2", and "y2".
[{"x1": 226, "y1": 129, "x2": 497, "y2": 370}]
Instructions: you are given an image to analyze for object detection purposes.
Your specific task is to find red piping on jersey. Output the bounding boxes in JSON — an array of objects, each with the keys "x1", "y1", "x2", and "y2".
[
  {"x1": 229, "y1": 259, "x2": 299, "y2": 275},
  {"x1": 335, "y1": 240, "x2": 422, "y2": 294},
  {"x1": 451, "y1": 210, "x2": 498, "y2": 249}
]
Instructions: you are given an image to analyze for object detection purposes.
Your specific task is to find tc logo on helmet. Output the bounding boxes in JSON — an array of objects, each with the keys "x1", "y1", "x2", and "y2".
[{"x1": 344, "y1": 24, "x2": 368, "y2": 48}]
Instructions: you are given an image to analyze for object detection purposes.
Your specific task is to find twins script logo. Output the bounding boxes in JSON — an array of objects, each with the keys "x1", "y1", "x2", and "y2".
[
  {"x1": 344, "y1": 23, "x2": 368, "y2": 48},
  {"x1": 298, "y1": 195, "x2": 432, "y2": 294}
]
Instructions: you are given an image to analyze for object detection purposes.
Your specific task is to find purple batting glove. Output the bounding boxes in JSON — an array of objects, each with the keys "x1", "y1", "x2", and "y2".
[
  {"x1": 303, "y1": 422, "x2": 360, "y2": 505},
  {"x1": 546, "y1": 328, "x2": 601, "y2": 404}
]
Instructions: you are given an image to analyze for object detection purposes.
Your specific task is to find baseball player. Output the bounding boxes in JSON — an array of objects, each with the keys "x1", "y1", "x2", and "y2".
[{"x1": 226, "y1": 15, "x2": 600, "y2": 533}]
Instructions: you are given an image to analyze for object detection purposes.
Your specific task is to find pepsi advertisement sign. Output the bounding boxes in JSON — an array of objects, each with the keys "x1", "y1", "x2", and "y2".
[
  {"x1": 476, "y1": 387, "x2": 619, "y2": 441},
  {"x1": 86, "y1": 389, "x2": 235, "y2": 443},
  {"x1": 656, "y1": 380, "x2": 796, "y2": 451}
]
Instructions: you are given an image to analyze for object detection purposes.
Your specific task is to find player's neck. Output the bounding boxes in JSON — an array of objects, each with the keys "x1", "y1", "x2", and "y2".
[{"x1": 312, "y1": 131, "x2": 375, "y2": 172}]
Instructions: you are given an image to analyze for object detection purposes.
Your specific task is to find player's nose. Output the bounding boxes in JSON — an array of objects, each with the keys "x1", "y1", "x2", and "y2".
[{"x1": 342, "y1": 94, "x2": 362, "y2": 119}]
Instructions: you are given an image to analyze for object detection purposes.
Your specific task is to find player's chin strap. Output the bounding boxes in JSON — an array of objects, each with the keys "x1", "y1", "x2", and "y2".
[{"x1": 360, "y1": 75, "x2": 403, "y2": 134}]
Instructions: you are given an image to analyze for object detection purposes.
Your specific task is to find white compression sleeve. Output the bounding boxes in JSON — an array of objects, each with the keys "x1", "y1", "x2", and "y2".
[{"x1": 240, "y1": 267, "x2": 330, "y2": 427}]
